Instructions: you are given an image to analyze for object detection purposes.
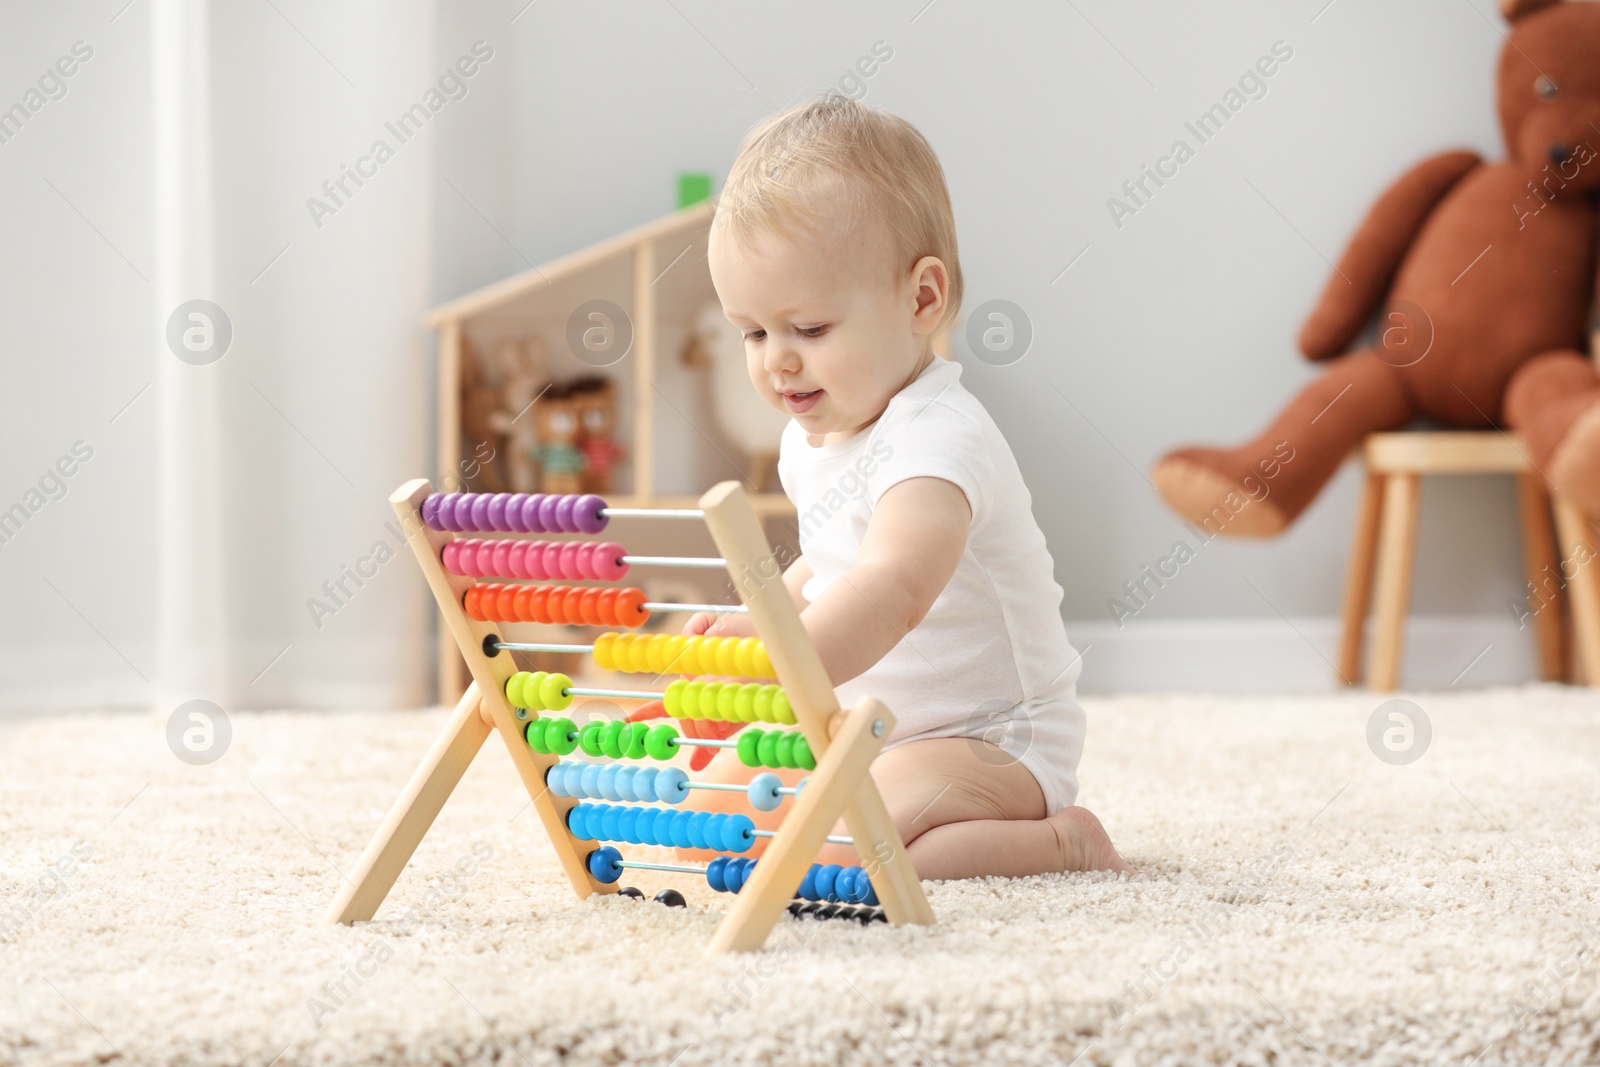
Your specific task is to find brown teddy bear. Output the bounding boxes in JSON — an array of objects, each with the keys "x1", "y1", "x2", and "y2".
[{"x1": 1153, "y1": 0, "x2": 1600, "y2": 536}]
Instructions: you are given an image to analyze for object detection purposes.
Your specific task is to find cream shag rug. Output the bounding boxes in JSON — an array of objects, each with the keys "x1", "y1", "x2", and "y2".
[{"x1": 2, "y1": 687, "x2": 1598, "y2": 1066}]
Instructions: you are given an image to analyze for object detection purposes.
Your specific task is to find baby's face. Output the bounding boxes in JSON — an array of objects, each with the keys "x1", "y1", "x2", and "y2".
[{"x1": 709, "y1": 216, "x2": 931, "y2": 445}]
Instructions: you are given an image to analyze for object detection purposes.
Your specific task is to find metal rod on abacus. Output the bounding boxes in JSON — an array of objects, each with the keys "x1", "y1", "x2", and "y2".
[
  {"x1": 616, "y1": 859, "x2": 707, "y2": 876},
  {"x1": 621, "y1": 555, "x2": 728, "y2": 569},
  {"x1": 754, "y1": 830, "x2": 854, "y2": 846},
  {"x1": 562, "y1": 686, "x2": 667, "y2": 701},
  {"x1": 490, "y1": 640, "x2": 595, "y2": 654},
  {"x1": 642, "y1": 601, "x2": 748, "y2": 614},
  {"x1": 688, "y1": 781, "x2": 802, "y2": 797},
  {"x1": 600, "y1": 507, "x2": 705, "y2": 519}
]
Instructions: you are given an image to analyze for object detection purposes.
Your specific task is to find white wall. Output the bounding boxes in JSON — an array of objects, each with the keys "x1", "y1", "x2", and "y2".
[
  {"x1": 0, "y1": 0, "x2": 1551, "y2": 711},
  {"x1": 500, "y1": 0, "x2": 1541, "y2": 691},
  {"x1": 2, "y1": 6, "x2": 159, "y2": 711},
  {"x1": 2, "y1": 1, "x2": 445, "y2": 711}
]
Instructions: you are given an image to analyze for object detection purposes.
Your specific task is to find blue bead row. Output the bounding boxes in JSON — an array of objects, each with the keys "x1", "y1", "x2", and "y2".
[
  {"x1": 583, "y1": 845, "x2": 878, "y2": 905},
  {"x1": 706, "y1": 855, "x2": 758, "y2": 893},
  {"x1": 798, "y1": 863, "x2": 877, "y2": 905},
  {"x1": 568, "y1": 802, "x2": 756, "y2": 853},
  {"x1": 587, "y1": 846, "x2": 624, "y2": 883},
  {"x1": 547, "y1": 762, "x2": 691, "y2": 805},
  {"x1": 706, "y1": 856, "x2": 877, "y2": 904}
]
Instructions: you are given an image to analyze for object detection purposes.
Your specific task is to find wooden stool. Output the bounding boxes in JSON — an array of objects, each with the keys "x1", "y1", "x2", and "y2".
[{"x1": 1338, "y1": 431, "x2": 1600, "y2": 690}]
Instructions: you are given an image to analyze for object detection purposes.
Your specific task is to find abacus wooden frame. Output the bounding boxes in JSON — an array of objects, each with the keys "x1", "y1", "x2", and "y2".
[{"x1": 325, "y1": 478, "x2": 935, "y2": 955}]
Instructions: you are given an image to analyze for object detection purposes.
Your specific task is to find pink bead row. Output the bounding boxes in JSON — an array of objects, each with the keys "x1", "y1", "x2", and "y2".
[{"x1": 441, "y1": 538, "x2": 629, "y2": 582}]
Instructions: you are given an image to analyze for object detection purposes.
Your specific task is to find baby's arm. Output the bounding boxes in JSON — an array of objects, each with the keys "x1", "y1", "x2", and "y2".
[
  {"x1": 782, "y1": 553, "x2": 813, "y2": 613},
  {"x1": 684, "y1": 478, "x2": 967, "y2": 683},
  {"x1": 683, "y1": 554, "x2": 812, "y2": 639},
  {"x1": 801, "y1": 476, "x2": 969, "y2": 687}
]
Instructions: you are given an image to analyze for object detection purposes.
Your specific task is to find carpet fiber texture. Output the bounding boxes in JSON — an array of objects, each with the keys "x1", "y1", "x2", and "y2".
[{"x1": 1, "y1": 686, "x2": 1598, "y2": 1066}]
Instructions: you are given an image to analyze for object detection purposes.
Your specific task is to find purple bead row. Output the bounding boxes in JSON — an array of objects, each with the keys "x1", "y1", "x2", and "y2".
[{"x1": 421, "y1": 492, "x2": 609, "y2": 534}]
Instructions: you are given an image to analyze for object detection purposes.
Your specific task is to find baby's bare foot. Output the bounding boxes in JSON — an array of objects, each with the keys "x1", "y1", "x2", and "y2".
[{"x1": 1046, "y1": 806, "x2": 1136, "y2": 876}]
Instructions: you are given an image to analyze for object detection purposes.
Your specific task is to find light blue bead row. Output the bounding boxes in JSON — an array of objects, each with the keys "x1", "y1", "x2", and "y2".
[{"x1": 546, "y1": 761, "x2": 690, "y2": 804}]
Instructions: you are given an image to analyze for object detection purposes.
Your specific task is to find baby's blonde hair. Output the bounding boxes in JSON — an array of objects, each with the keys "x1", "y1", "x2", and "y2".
[{"x1": 714, "y1": 95, "x2": 963, "y2": 335}]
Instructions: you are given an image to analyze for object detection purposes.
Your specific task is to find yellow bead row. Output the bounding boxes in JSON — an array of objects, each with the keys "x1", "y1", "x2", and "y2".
[
  {"x1": 591, "y1": 631, "x2": 774, "y2": 679},
  {"x1": 662, "y1": 679, "x2": 794, "y2": 724}
]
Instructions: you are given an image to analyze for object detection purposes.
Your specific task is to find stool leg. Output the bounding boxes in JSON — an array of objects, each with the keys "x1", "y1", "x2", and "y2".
[
  {"x1": 1552, "y1": 497, "x2": 1600, "y2": 687},
  {"x1": 1516, "y1": 473, "x2": 1564, "y2": 681},
  {"x1": 1369, "y1": 473, "x2": 1420, "y2": 692},
  {"x1": 1337, "y1": 472, "x2": 1385, "y2": 686}
]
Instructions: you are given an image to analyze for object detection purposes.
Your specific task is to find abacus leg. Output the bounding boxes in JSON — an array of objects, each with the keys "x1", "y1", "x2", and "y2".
[
  {"x1": 705, "y1": 697, "x2": 894, "y2": 955},
  {"x1": 697, "y1": 481, "x2": 934, "y2": 932},
  {"x1": 325, "y1": 683, "x2": 493, "y2": 924}
]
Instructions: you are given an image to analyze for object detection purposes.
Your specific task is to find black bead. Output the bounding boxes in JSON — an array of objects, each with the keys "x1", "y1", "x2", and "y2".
[
  {"x1": 796, "y1": 902, "x2": 823, "y2": 918},
  {"x1": 870, "y1": 909, "x2": 888, "y2": 923},
  {"x1": 617, "y1": 886, "x2": 644, "y2": 900},
  {"x1": 815, "y1": 905, "x2": 841, "y2": 920},
  {"x1": 654, "y1": 888, "x2": 687, "y2": 908},
  {"x1": 851, "y1": 907, "x2": 875, "y2": 925}
]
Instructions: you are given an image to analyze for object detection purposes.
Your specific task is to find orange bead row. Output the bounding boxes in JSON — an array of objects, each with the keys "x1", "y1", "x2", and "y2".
[{"x1": 463, "y1": 582, "x2": 649, "y2": 628}]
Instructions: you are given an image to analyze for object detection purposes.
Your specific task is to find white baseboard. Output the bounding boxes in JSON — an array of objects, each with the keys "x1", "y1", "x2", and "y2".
[
  {"x1": 1062, "y1": 614, "x2": 1548, "y2": 697},
  {"x1": 1065, "y1": 614, "x2": 1544, "y2": 693},
  {"x1": 0, "y1": 637, "x2": 429, "y2": 715}
]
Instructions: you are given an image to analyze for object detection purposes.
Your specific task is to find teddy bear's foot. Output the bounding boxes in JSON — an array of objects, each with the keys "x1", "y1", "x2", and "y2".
[
  {"x1": 1507, "y1": 351, "x2": 1600, "y2": 516},
  {"x1": 1547, "y1": 402, "x2": 1600, "y2": 516},
  {"x1": 1151, "y1": 452, "x2": 1288, "y2": 538}
]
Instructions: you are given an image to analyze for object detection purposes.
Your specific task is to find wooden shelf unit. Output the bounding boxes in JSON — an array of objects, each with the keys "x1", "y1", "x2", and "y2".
[{"x1": 423, "y1": 201, "x2": 795, "y2": 704}]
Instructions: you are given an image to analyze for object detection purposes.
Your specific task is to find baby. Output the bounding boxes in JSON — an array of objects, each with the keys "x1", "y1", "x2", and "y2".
[{"x1": 641, "y1": 95, "x2": 1131, "y2": 882}]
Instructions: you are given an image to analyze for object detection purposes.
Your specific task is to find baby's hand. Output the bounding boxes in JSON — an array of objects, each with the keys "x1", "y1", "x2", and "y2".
[
  {"x1": 630, "y1": 612, "x2": 759, "y2": 770},
  {"x1": 624, "y1": 700, "x2": 741, "y2": 771},
  {"x1": 683, "y1": 611, "x2": 758, "y2": 640}
]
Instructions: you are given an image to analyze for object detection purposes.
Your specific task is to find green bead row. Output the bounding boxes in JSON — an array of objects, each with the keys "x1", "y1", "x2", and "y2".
[
  {"x1": 576, "y1": 719, "x2": 646, "y2": 760},
  {"x1": 526, "y1": 718, "x2": 683, "y2": 761},
  {"x1": 737, "y1": 727, "x2": 815, "y2": 770},
  {"x1": 663, "y1": 679, "x2": 794, "y2": 723},
  {"x1": 525, "y1": 717, "x2": 579, "y2": 755},
  {"x1": 523, "y1": 718, "x2": 813, "y2": 770}
]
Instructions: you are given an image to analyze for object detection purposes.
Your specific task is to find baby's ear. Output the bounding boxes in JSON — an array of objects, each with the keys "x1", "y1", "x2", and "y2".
[
  {"x1": 1501, "y1": 0, "x2": 1560, "y2": 22},
  {"x1": 908, "y1": 255, "x2": 950, "y2": 334}
]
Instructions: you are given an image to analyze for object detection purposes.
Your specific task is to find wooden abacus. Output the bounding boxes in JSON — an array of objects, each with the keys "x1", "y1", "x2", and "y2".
[{"x1": 326, "y1": 479, "x2": 935, "y2": 954}]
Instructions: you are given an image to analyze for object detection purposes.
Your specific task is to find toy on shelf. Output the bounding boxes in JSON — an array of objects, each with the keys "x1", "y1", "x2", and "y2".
[
  {"x1": 570, "y1": 374, "x2": 626, "y2": 495},
  {"x1": 682, "y1": 301, "x2": 788, "y2": 492},
  {"x1": 326, "y1": 481, "x2": 935, "y2": 954},
  {"x1": 535, "y1": 383, "x2": 586, "y2": 494},
  {"x1": 487, "y1": 338, "x2": 548, "y2": 494}
]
